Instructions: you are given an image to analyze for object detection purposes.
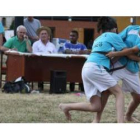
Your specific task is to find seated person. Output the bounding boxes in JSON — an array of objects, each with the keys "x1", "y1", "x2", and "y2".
[
  {"x1": 33, "y1": 26, "x2": 57, "y2": 91},
  {"x1": 32, "y1": 26, "x2": 57, "y2": 54},
  {"x1": 63, "y1": 30, "x2": 88, "y2": 92},
  {"x1": 64, "y1": 30, "x2": 89, "y2": 54},
  {"x1": 0, "y1": 25, "x2": 32, "y2": 53}
]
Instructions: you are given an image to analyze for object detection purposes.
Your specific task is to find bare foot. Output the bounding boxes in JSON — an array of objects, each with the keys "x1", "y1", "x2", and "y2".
[
  {"x1": 124, "y1": 116, "x2": 140, "y2": 123},
  {"x1": 59, "y1": 103, "x2": 71, "y2": 121}
]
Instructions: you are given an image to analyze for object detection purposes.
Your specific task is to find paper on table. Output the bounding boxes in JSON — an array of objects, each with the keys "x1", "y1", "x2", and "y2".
[
  {"x1": 6, "y1": 50, "x2": 18, "y2": 53},
  {"x1": 6, "y1": 50, "x2": 89, "y2": 58},
  {"x1": 34, "y1": 53, "x2": 89, "y2": 58}
]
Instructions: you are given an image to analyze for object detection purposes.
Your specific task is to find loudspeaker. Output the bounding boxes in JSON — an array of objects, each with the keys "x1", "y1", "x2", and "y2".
[{"x1": 50, "y1": 70, "x2": 67, "y2": 93}]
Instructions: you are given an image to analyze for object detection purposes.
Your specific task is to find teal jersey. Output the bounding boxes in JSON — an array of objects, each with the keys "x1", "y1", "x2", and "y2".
[
  {"x1": 0, "y1": 22, "x2": 4, "y2": 33},
  {"x1": 119, "y1": 25, "x2": 140, "y2": 73},
  {"x1": 86, "y1": 32, "x2": 126, "y2": 70}
]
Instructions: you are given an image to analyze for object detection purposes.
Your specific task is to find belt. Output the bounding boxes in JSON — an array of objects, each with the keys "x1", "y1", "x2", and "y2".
[{"x1": 92, "y1": 51, "x2": 127, "y2": 72}]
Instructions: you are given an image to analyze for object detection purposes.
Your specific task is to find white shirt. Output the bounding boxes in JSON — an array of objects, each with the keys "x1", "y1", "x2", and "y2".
[{"x1": 33, "y1": 40, "x2": 57, "y2": 54}]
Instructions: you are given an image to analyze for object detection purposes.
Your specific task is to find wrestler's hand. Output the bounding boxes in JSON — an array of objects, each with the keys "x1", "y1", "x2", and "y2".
[{"x1": 106, "y1": 51, "x2": 116, "y2": 58}]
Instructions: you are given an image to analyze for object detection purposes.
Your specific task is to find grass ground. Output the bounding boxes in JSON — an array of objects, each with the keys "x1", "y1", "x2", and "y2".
[{"x1": 0, "y1": 83, "x2": 140, "y2": 123}]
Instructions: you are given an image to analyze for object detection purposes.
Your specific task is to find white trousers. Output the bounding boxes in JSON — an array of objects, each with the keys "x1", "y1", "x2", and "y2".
[
  {"x1": 112, "y1": 62, "x2": 140, "y2": 94},
  {"x1": 82, "y1": 62, "x2": 117, "y2": 101}
]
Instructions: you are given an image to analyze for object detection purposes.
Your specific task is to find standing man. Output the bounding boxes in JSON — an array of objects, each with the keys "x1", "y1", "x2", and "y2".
[
  {"x1": 24, "y1": 17, "x2": 41, "y2": 44},
  {"x1": 0, "y1": 21, "x2": 4, "y2": 46},
  {"x1": 63, "y1": 30, "x2": 89, "y2": 92}
]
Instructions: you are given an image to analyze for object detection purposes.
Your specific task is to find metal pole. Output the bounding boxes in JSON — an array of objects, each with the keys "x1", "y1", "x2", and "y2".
[{"x1": 14, "y1": 17, "x2": 24, "y2": 35}]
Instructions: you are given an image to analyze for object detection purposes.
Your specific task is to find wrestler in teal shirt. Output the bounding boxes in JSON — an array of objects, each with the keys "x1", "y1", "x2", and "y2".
[
  {"x1": 119, "y1": 25, "x2": 140, "y2": 73},
  {"x1": 86, "y1": 32, "x2": 126, "y2": 70},
  {"x1": 0, "y1": 22, "x2": 4, "y2": 33}
]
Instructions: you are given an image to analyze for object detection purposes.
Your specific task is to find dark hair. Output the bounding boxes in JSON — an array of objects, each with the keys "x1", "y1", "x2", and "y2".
[
  {"x1": 97, "y1": 17, "x2": 117, "y2": 33},
  {"x1": 71, "y1": 30, "x2": 79, "y2": 37}
]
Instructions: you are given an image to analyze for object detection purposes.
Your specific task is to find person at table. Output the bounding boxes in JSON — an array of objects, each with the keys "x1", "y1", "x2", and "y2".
[
  {"x1": 32, "y1": 26, "x2": 57, "y2": 91},
  {"x1": 63, "y1": 30, "x2": 89, "y2": 92},
  {"x1": 32, "y1": 26, "x2": 57, "y2": 54},
  {"x1": 0, "y1": 25, "x2": 32, "y2": 53},
  {"x1": 64, "y1": 30, "x2": 89, "y2": 54}
]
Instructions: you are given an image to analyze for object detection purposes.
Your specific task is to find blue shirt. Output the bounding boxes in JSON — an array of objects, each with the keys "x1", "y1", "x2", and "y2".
[
  {"x1": 64, "y1": 42, "x2": 87, "y2": 53},
  {"x1": 119, "y1": 25, "x2": 140, "y2": 73},
  {"x1": 86, "y1": 32, "x2": 126, "y2": 70},
  {"x1": 0, "y1": 22, "x2": 4, "y2": 33}
]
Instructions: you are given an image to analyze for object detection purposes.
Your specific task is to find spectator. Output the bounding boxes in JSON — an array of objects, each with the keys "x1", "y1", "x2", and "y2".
[
  {"x1": 64, "y1": 30, "x2": 88, "y2": 54},
  {"x1": 0, "y1": 21, "x2": 4, "y2": 46},
  {"x1": 33, "y1": 26, "x2": 57, "y2": 91},
  {"x1": 63, "y1": 30, "x2": 88, "y2": 92},
  {"x1": 33, "y1": 26, "x2": 56, "y2": 54},
  {"x1": 0, "y1": 25, "x2": 32, "y2": 53},
  {"x1": 24, "y1": 17, "x2": 41, "y2": 44}
]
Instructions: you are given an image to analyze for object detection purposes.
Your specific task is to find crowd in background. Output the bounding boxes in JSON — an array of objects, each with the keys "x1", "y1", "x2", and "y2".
[{"x1": 0, "y1": 17, "x2": 89, "y2": 92}]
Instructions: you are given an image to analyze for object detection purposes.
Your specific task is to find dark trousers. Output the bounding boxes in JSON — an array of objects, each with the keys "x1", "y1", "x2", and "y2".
[
  {"x1": 38, "y1": 82, "x2": 44, "y2": 91},
  {"x1": 79, "y1": 83, "x2": 84, "y2": 92},
  {"x1": 70, "y1": 82, "x2": 84, "y2": 92},
  {"x1": 70, "y1": 82, "x2": 75, "y2": 92}
]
